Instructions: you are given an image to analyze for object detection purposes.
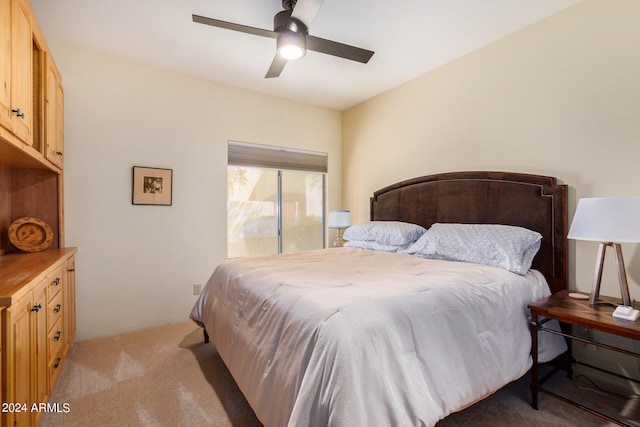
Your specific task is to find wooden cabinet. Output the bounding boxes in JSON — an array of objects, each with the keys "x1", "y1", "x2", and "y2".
[
  {"x1": 0, "y1": 0, "x2": 34, "y2": 146},
  {"x1": 1, "y1": 249, "x2": 76, "y2": 427},
  {"x1": 47, "y1": 264, "x2": 65, "y2": 387},
  {"x1": 0, "y1": 3, "x2": 72, "y2": 425},
  {"x1": 44, "y1": 54, "x2": 64, "y2": 169},
  {"x1": 1, "y1": 0, "x2": 64, "y2": 256},
  {"x1": 0, "y1": 0, "x2": 61, "y2": 258},
  {"x1": 10, "y1": 0, "x2": 34, "y2": 146},
  {"x1": 0, "y1": 0, "x2": 60, "y2": 173},
  {"x1": 33, "y1": 276, "x2": 48, "y2": 422},
  {"x1": 65, "y1": 256, "x2": 76, "y2": 348},
  {"x1": 4, "y1": 276, "x2": 47, "y2": 426},
  {"x1": 0, "y1": 0, "x2": 13, "y2": 131},
  {"x1": 4, "y1": 288, "x2": 33, "y2": 426}
]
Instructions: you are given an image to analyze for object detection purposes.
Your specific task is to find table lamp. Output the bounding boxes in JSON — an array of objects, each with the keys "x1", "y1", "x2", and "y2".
[
  {"x1": 328, "y1": 210, "x2": 351, "y2": 247},
  {"x1": 568, "y1": 197, "x2": 640, "y2": 308}
]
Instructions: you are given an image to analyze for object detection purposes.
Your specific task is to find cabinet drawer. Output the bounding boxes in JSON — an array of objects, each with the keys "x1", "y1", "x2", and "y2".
[
  {"x1": 48, "y1": 290, "x2": 64, "y2": 329},
  {"x1": 48, "y1": 316, "x2": 64, "y2": 360},
  {"x1": 48, "y1": 266, "x2": 64, "y2": 299},
  {"x1": 48, "y1": 352, "x2": 64, "y2": 390}
]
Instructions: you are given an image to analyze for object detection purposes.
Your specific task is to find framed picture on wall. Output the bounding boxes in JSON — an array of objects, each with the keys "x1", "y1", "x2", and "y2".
[{"x1": 132, "y1": 166, "x2": 173, "y2": 206}]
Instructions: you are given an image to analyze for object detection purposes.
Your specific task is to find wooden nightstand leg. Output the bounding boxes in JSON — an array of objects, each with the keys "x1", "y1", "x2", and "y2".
[{"x1": 530, "y1": 312, "x2": 539, "y2": 410}]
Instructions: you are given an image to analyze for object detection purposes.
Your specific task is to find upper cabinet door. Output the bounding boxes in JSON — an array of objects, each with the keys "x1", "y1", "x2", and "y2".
[
  {"x1": 45, "y1": 54, "x2": 64, "y2": 169},
  {"x1": 0, "y1": 0, "x2": 13, "y2": 130},
  {"x1": 0, "y1": 0, "x2": 64, "y2": 172},
  {"x1": 10, "y1": 0, "x2": 33, "y2": 146}
]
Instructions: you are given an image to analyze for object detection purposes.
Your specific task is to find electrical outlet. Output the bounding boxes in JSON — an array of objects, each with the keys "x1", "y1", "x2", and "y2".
[{"x1": 193, "y1": 283, "x2": 202, "y2": 295}]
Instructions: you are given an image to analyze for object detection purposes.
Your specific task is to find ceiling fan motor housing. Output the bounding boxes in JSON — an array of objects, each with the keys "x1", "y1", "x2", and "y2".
[
  {"x1": 274, "y1": 9, "x2": 308, "y2": 35},
  {"x1": 274, "y1": 7, "x2": 308, "y2": 60}
]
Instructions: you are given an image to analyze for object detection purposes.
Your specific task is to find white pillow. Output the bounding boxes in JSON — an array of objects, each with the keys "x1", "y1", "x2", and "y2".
[
  {"x1": 344, "y1": 240, "x2": 412, "y2": 252},
  {"x1": 405, "y1": 223, "x2": 542, "y2": 275},
  {"x1": 343, "y1": 221, "x2": 426, "y2": 246}
]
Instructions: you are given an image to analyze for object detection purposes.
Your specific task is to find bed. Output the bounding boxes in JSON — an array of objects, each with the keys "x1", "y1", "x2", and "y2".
[{"x1": 191, "y1": 171, "x2": 569, "y2": 427}]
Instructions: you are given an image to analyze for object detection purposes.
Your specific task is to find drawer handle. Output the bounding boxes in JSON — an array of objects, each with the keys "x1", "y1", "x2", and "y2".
[
  {"x1": 11, "y1": 108, "x2": 24, "y2": 119},
  {"x1": 56, "y1": 151, "x2": 63, "y2": 156},
  {"x1": 54, "y1": 331, "x2": 61, "y2": 341},
  {"x1": 54, "y1": 304, "x2": 62, "y2": 313},
  {"x1": 53, "y1": 277, "x2": 61, "y2": 286},
  {"x1": 54, "y1": 357, "x2": 62, "y2": 369},
  {"x1": 31, "y1": 303, "x2": 42, "y2": 312}
]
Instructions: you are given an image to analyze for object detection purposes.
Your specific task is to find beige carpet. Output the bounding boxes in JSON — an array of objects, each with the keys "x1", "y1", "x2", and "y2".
[{"x1": 40, "y1": 321, "x2": 638, "y2": 426}]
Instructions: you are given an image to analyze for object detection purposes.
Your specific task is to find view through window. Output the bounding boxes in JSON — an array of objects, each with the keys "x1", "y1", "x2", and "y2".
[{"x1": 227, "y1": 142, "x2": 326, "y2": 257}]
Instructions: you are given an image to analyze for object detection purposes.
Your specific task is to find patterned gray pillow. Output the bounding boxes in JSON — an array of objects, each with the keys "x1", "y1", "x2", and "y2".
[
  {"x1": 344, "y1": 221, "x2": 427, "y2": 246},
  {"x1": 404, "y1": 223, "x2": 542, "y2": 275}
]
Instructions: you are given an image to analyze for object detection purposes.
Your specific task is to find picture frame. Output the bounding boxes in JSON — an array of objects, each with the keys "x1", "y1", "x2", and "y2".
[{"x1": 132, "y1": 166, "x2": 173, "y2": 206}]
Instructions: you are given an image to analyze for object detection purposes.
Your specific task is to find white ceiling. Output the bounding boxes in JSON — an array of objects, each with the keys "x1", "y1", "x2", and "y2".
[{"x1": 30, "y1": 0, "x2": 582, "y2": 111}]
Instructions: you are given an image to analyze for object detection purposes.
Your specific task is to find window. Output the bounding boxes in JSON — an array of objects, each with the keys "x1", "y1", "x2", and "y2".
[{"x1": 227, "y1": 142, "x2": 327, "y2": 258}]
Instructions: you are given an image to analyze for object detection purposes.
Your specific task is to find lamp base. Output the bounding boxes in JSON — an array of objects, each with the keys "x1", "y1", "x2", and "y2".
[
  {"x1": 589, "y1": 242, "x2": 632, "y2": 307},
  {"x1": 333, "y1": 228, "x2": 346, "y2": 247}
]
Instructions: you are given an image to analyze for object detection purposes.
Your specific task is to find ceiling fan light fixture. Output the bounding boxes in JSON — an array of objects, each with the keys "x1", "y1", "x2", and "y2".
[
  {"x1": 277, "y1": 31, "x2": 306, "y2": 60},
  {"x1": 194, "y1": 0, "x2": 375, "y2": 79}
]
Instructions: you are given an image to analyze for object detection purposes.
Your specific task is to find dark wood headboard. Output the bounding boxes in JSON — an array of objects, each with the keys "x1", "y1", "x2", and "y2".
[{"x1": 370, "y1": 171, "x2": 568, "y2": 294}]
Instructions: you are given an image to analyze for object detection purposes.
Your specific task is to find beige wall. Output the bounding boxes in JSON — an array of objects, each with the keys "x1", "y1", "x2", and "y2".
[
  {"x1": 343, "y1": 0, "x2": 640, "y2": 383},
  {"x1": 343, "y1": 0, "x2": 640, "y2": 299},
  {"x1": 52, "y1": 43, "x2": 342, "y2": 341}
]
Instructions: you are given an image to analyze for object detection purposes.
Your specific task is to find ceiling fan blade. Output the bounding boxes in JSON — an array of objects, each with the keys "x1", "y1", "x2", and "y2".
[
  {"x1": 291, "y1": 0, "x2": 325, "y2": 27},
  {"x1": 192, "y1": 14, "x2": 277, "y2": 39},
  {"x1": 306, "y1": 36, "x2": 374, "y2": 63},
  {"x1": 265, "y1": 54, "x2": 287, "y2": 78}
]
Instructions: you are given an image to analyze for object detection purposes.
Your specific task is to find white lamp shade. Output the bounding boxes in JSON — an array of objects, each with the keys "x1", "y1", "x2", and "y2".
[
  {"x1": 568, "y1": 197, "x2": 640, "y2": 243},
  {"x1": 328, "y1": 210, "x2": 351, "y2": 228}
]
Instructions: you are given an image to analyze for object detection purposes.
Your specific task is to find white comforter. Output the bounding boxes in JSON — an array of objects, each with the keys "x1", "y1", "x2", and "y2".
[{"x1": 190, "y1": 248, "x2": 566, "y2": 427}]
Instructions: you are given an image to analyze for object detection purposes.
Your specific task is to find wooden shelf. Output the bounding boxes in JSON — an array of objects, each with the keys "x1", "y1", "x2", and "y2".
[{"x1": 0, "y1": 132, "x2": 59, "y2": 172}]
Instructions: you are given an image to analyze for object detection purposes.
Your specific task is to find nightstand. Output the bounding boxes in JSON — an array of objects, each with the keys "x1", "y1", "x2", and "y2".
[{"x1": 529, "y1": 290, "x2": 640, "y2": 426}]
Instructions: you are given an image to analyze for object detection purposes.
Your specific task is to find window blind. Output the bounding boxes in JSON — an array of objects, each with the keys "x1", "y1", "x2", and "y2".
[{"x1": 228, "y1": 141, "x2": 328, "y2": 173}]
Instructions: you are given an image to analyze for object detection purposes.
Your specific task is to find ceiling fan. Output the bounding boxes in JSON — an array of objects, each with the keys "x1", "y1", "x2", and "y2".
[{"x1": 192, "y1": 0, "x2": 375, "y2": 78}]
